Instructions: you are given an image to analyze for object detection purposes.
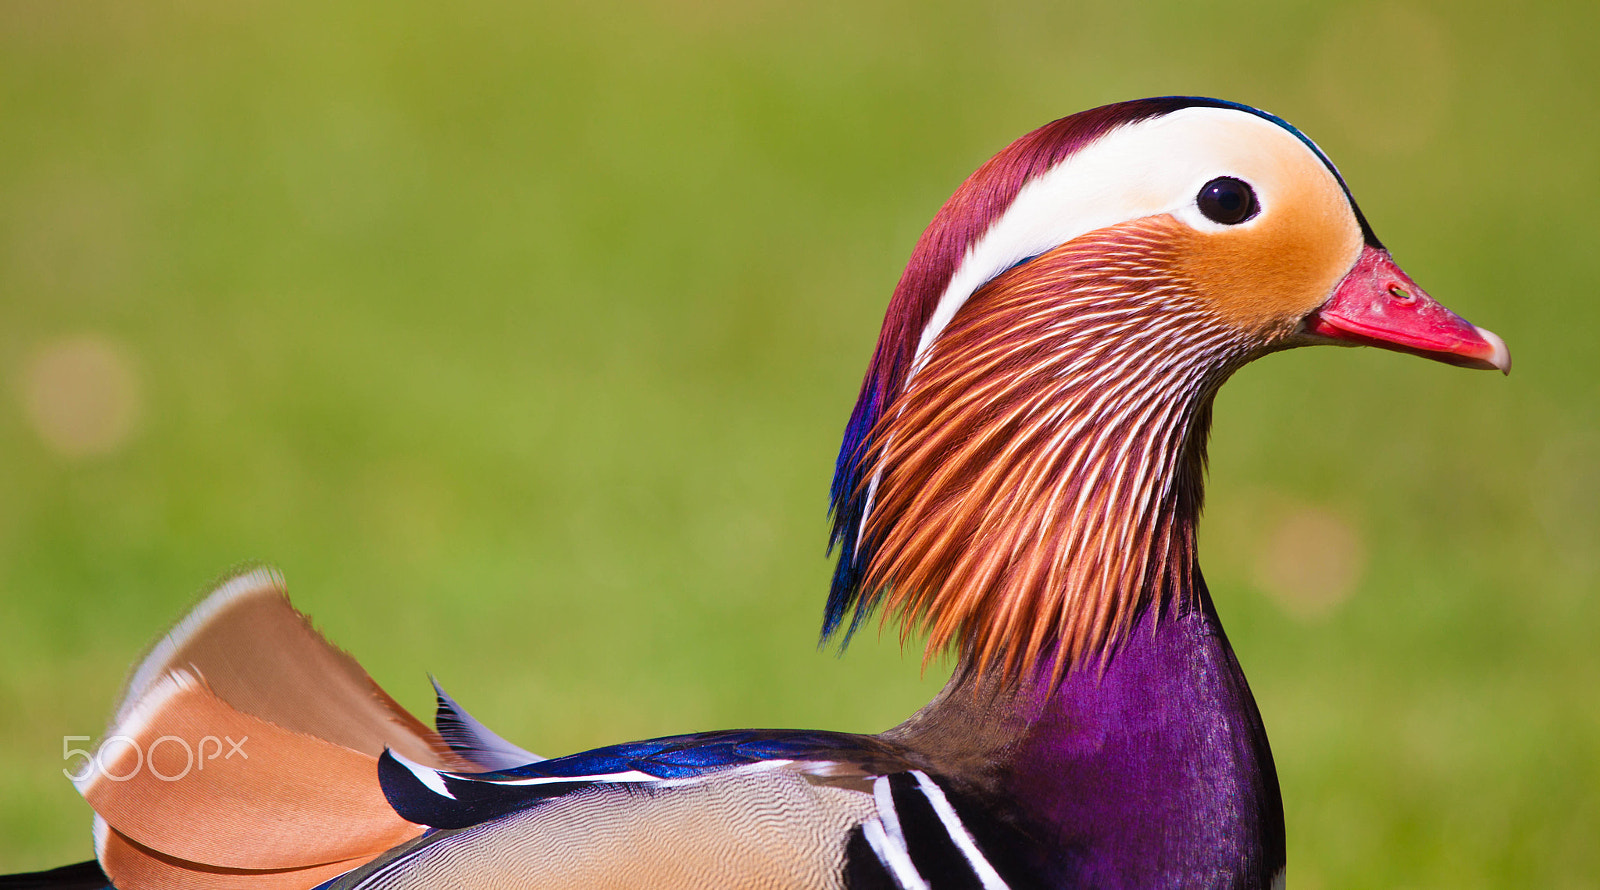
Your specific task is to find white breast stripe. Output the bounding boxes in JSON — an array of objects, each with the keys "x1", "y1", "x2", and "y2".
[
  {"x1": 862, "y1": 816, "x2": 930, "y2": 890},
  {"x1": 910, "y1": 770, "x2": 1011, "y2": 890},
  {"x1": 872, "y1": 775, "x2": 908, "y2": 851}
]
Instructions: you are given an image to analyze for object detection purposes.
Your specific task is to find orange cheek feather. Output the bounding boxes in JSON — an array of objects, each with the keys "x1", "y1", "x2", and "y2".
[{"x1": 1173, "y1": 166, "x2": 1364, "y2": 339}]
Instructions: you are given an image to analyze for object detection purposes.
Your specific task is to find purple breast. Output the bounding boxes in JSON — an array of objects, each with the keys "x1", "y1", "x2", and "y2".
[{"x1": 1000, "y1": 584, "x2": 1284, "y2": 888}]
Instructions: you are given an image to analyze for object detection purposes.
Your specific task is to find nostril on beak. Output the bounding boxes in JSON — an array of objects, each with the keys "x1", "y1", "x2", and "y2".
[{"x1": 1387, "y1": 284, "x2": 1415, "y2": 303}]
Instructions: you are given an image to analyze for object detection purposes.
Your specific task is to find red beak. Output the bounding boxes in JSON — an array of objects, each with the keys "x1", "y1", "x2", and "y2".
[{"x1": 1300, "y1": 245, "x2": 1510, "y2": 374}]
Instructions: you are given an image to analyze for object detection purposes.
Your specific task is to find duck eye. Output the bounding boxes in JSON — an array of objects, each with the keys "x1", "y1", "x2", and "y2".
[{"x1": 1197, "y1": 177, "x2": 1258, "y2": 225}]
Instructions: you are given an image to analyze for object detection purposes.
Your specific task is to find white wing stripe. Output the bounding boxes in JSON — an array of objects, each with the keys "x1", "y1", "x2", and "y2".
[
  {"x1": 469, "y1": 758, "x2": 797, "y2": 788},
  {"x1": 474, "y1": 769, "x2": 661, "y2": 787},
  {"x1": 388, "y1": 750, "x2": 455, "y2": 800}
]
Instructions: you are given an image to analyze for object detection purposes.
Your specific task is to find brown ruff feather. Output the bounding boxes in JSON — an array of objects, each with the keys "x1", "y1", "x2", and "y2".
[{"x1": 859, "y1": 217, "x2": 1260, "y2": 684}]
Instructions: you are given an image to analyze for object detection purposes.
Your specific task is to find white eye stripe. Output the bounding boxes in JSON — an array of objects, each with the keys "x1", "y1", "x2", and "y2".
[{"x1": 911, "y1": 106, "x2": 1326, "y2": 378}]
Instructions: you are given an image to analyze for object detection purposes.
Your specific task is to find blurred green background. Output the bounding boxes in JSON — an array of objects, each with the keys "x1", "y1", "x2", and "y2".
[{"x1": 1, "y1": 0, "x2": 1595, "y2": 885}]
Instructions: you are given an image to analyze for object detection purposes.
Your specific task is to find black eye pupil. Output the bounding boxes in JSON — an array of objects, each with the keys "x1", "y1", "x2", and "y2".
[{"x1": 1197, "y1": 177, "x2": 1258, "y2": 225}]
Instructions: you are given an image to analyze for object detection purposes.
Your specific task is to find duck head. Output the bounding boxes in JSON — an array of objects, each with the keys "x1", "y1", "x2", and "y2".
[{"x1": 826, "y1": 98, "x2": 1508, "y2": 683}]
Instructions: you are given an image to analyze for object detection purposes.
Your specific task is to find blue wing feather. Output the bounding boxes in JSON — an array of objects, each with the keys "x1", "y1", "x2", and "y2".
[{"x1": 380, "y1": 729, "x2": 906, "y2": 830}]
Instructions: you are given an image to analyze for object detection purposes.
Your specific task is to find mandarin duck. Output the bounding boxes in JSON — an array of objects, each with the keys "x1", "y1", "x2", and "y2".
[{"x1": 4, "y1": 97, "x2": 1509, "y2": 890}]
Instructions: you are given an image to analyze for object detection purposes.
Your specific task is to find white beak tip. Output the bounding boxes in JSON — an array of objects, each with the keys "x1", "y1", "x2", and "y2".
[{"x1": 1475, "y1": 326, "x2": 1512, "y2": 375}]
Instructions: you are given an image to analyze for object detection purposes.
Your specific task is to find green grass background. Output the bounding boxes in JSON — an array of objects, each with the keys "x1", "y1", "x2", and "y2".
[{"x1": 2, "y1": 1, "x2": 1596, "y2": 885}]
